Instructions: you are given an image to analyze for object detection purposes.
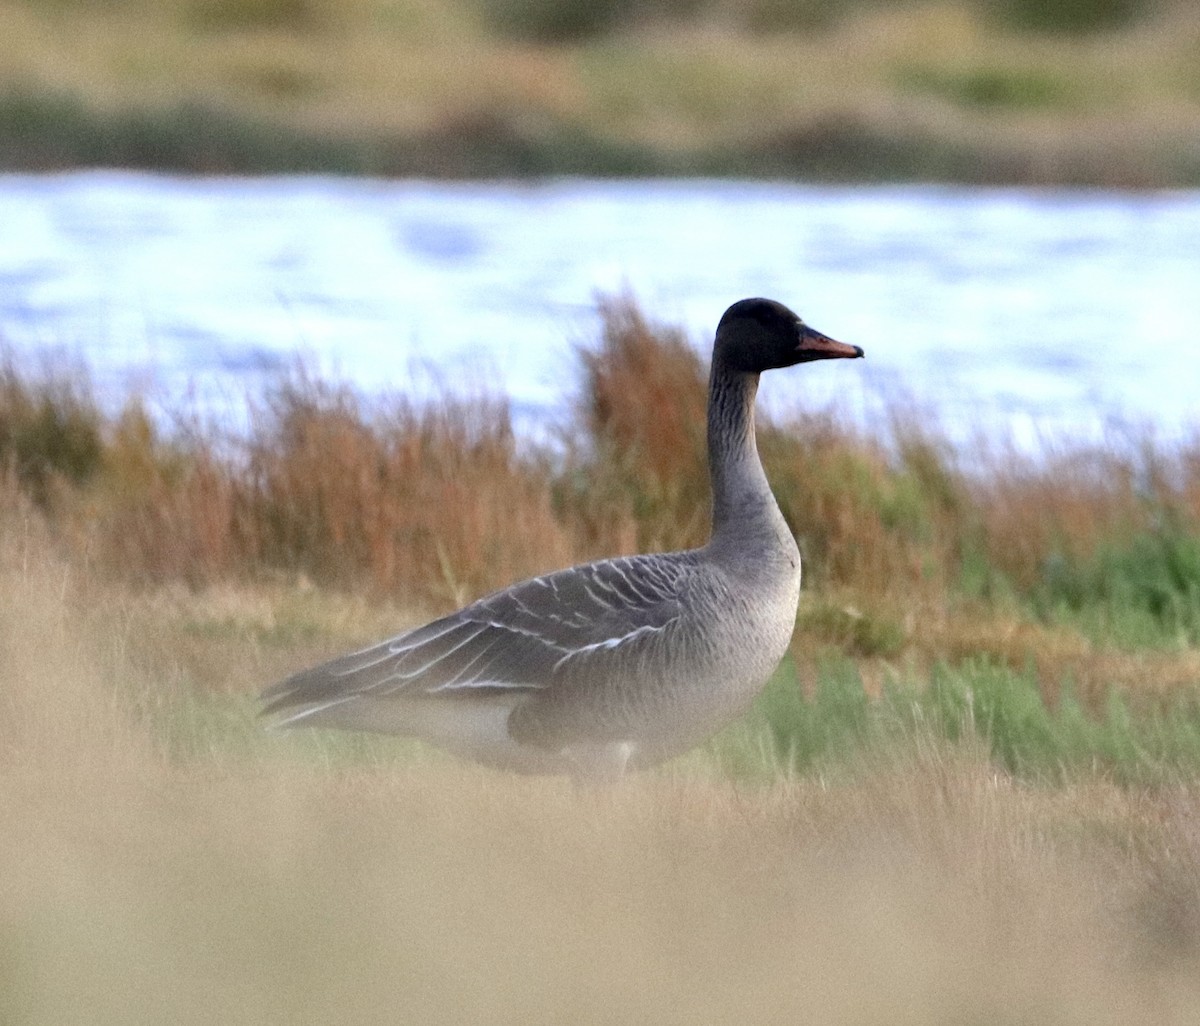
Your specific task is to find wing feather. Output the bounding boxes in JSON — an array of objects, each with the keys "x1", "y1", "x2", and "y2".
[{"x1": 261, "y1": 552, "x2": 698, "y2": 718}]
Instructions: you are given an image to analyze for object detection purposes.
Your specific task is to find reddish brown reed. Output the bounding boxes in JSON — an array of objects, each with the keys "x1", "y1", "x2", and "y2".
[
  {"x1": 51, "y1": 376, "x2": 576, "y2": 608},
  {"x1": 567, "y1": 293, "x2": 711, "y2": 555},
  {"x1": 237, "y1": 377, "x2": 574, "y2": 606},
  {"x1": 80, "y1": 403, "x2": 238, "y2": 584},
  {"x1": 975, "y1": 435, "x2": 1179, "y2": 593}
]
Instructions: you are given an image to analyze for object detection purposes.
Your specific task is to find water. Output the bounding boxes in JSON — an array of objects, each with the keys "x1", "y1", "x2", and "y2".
[{"x1": 2, "y1": 171, "x2": 1198, "y2": 447}]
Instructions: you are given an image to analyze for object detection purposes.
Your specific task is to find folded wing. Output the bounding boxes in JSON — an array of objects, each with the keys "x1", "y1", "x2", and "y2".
[{"x1": 260, "y1": 552, "x2": 695, "y2": 723}]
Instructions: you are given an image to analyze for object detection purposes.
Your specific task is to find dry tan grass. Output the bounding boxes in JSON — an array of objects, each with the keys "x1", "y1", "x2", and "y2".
[{"x1": 4, "y1": 514, "x2": 1200, "y2": 1024}]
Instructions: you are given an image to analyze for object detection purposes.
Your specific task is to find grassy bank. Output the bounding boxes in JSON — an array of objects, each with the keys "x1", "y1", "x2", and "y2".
[
  {"x1": 2, "y1": 0, "x2": 1200, "y2": 182},
  {"x1": 3, "y1": 297, "x2": 1200, "y2": 1018}
]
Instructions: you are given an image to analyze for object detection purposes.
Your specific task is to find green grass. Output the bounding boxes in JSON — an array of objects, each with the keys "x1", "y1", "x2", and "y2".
[
  {"x1": 1033, "y1": 530, "x2": 1200, "y2": 647},
  {"x1": 700, "y1": 655, "x2": 1200, "y2": 786}
]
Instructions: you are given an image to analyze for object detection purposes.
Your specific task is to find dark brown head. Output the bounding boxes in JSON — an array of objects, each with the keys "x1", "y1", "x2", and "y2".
[{"x1": 714, "y1": 297, "x2": 863, "y2": 373}]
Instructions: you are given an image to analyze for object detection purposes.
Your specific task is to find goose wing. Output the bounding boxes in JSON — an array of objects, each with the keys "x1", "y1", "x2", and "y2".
[{"x1": 260, "y1": 552, "x2": 695, "y2": 719}]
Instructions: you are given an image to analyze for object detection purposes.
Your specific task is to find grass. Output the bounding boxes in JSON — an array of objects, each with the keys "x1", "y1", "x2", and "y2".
[
  {"x1": 781, "y1": 657, "x2": 1200, "y2": 785},
  {"x1": 4, "y1": 532, "x2": 1200, "y2": 1022},
  {"x1": 1, "y1": 0, "x2": 1199, "y2": 182},
  {"x1": 3, "y1": 295, "x2": 1200, "y2": 1018}
]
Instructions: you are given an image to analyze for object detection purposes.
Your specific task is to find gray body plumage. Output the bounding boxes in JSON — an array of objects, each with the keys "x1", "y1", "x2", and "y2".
[{"x1": 261, "y1": 298, "x2": 863, "y2": 779}]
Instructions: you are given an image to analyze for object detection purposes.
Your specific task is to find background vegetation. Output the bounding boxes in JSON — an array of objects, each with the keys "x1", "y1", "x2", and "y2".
[
  {"x1": 4, "y1": 297, "x2": 1200, "y2": 1019},
  {"x1": 2, "y1": 0, "x2": 1199, "y2": 182}
]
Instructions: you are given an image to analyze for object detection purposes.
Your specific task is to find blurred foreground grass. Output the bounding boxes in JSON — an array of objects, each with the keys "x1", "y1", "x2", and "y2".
[
  {"x1": 4, "y1": 531, "x2": 1200, "y2": 1023},
  {"x1": 2, "y1": 0, "x2": 1199, "y2": 182},
  {"x1": 3, "y1": 296, "x2": 1200, "y2": 1020}
]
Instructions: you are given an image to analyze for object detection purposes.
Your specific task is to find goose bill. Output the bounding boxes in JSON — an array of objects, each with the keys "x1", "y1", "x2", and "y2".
[{"x1": 797, "y1": 325, "x2": 864, "y2": 360}]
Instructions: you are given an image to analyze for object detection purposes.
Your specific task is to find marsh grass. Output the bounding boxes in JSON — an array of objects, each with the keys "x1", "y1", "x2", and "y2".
[
  {"x1": 3, "y1": 294, "x2": 1199, "y2": 852},
  {"x1": 4, "y1": 294, "x2": 1199, "y2": 648}
]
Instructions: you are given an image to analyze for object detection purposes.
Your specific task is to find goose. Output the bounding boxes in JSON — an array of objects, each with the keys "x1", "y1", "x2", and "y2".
[{"x1": 261, "y1": 298, "x2": 863, "y2": 779}]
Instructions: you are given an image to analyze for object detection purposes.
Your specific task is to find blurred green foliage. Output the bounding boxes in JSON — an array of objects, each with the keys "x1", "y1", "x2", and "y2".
[
  {"x1": 897, "y1": 65, "x2": 1073, "y2": 110},
  {"x1": 986, "y1": 0, "x2": 1144, "y2": 33},
  {"x1": 472, "y1": 0, "x2": 1152, "y2": 42},
  {"x1": 724, "y1": 656, "x2": 1200, "y2": 786}
]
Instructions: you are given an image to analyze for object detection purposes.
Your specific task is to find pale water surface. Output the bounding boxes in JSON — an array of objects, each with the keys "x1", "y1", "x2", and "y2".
[{"x1": 1, "y1": 172, "x2": 1197, "y2": 447}]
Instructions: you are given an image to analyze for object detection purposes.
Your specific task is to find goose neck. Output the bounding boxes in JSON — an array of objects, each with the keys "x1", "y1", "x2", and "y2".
[{"x1": 707, "y1": 356, "x2": 777, "y2": 542}]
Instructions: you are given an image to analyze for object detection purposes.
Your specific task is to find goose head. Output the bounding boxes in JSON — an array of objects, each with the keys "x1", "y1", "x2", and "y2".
[{"x1": 714, "y1": 297, "x2": 863, "y2": 373}]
